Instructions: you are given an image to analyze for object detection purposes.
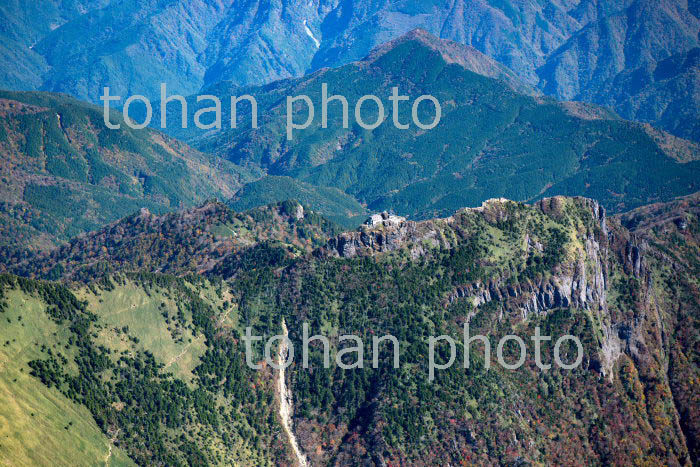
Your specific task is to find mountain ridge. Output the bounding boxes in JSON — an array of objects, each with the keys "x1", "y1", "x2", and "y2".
[
  {"x1": 2, "y1": 0, "x2": 698, "y2": 142},
  {"x1": 172, "y1": 31, "x2": 700, "y2": 221},
  {"x1": 2, "y1": 192, "x2": 698, "y2": 464},
  {"x1": 7, "y1": 199, "x2": 340, "y2": 282}
]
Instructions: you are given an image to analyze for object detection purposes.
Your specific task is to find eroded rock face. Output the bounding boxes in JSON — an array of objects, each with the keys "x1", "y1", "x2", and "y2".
[
  {"x1": 326, "y1": 217, "x2": 445, "y2": 259},
  {"x1": 346, "y1": 197, "x2": 632, "y2": 380},
  {"x1": 450, "y1": 231, "x2": 608, "y2": 315},
  {"x1": 324, "y1": 197, "x2": 678, "y2": 382},
  {"x1": 449, "y1": 199, "x2": 631, "y2": 378}
]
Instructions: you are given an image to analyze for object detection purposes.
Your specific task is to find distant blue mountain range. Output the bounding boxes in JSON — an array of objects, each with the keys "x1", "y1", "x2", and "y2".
[{"x1": 1, "y1": 0, "x2": 699, "y2": 142}]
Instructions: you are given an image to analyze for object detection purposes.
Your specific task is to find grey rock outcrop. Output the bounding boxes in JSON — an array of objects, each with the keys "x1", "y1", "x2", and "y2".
[{"x1": 326, "y1": 217, "x2": 445, "y2": 259}]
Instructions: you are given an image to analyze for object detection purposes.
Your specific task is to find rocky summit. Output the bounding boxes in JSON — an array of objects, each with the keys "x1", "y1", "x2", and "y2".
[{"x1": 1, "y1": 194, "x2": 698, "y2": 464}]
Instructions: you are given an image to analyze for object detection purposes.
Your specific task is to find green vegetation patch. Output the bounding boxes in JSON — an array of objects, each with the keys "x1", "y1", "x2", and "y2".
[{"x1": 0, "y1": 287, "x2": 134, "y2": 467}]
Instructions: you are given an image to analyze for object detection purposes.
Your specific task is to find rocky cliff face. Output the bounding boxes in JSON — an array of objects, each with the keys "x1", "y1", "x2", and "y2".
[
  {"x1": 326, "y1": 216, "x2": 447, "y2": 259},
  {"x1": 325, "y1": 196, "x2": 677, "y2": 381},
  {"x1": 296, "y1": 195, "x2": 699, "y2": 464}
]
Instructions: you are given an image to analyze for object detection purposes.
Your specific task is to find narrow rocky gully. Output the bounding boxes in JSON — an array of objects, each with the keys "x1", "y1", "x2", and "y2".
[{"x1": 278, "y1": 320, "x2": 309, "y2": 467}]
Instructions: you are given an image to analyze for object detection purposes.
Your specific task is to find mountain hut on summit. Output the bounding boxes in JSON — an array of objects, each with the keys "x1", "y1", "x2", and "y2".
[{"x1": 365, "y1": 211, "x2": 406, "y2": 227}]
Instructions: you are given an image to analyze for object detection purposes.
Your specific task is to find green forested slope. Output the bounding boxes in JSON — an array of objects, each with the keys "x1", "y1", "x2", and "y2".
[
  {"x1": 228, "y1": 176, "x2": 367, "y2": 228},
  {"x1": 0, "y1": 90, "x2": 258, "y2": 255},
  {"x1": 177, "y1": 31, "x2": 700, "y2": 220},
  {"x1": 10, "y1": 200, "x2": 340, "y2": 282}
]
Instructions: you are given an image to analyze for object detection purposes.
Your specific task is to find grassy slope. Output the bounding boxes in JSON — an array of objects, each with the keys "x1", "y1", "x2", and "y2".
[
  {"x1": 0, "y1": 290, "x2": 133, "y2": 467},
  {"x1": 77, "y1": 282, "x2": 209, "y2": 385},
  {"x1": 78, "y1": 278, "x2": 269, "y2": 465},
  {"x1": 0, "y1": 275, "x2": 279, "y2": 466}
]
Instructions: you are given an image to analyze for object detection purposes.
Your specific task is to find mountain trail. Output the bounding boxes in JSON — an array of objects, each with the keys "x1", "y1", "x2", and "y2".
[
  {"x1": 104, "y1": 429, "x2": 119, "y2": 466},
  {"x1": 278, "y1": 320, "x2": 309, "y2": 466},
  {"x1": 164, "y1": 336, "x2": 201, "y2": 370}
]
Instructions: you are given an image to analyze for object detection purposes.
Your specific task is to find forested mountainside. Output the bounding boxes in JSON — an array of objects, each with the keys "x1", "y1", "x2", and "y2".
[
  {"x1": 2, "y1": 2, "x2": 698, "y2": 465},
  {"x1": 0, "y1": 0, "x2": 112, "y2": 90},
  {"x1": 227, "y1": 176, "x2": 368, "y2": 229},
  {"x1": 6, "y1": 200, "x2": 341, "y2": 282},
  {"x1": 172, "y1": 30, "x2": 700, "y2": 220},
  {"x1": 2, "y1": 30, "x2": 697, "y2": 280},
  {"x1": 535, "y1": 0, "x2": 700, "y2": 142},
  {"x1": 0, "y1": 90, "x2": 258, "y2": 253},
  {"x1": 3, "y1": 0, "x2": 613, "y2": 99},
  {"x1": 2, "y1": 0, "x2": 698, "y2": 142},
  {"x1": 1, "y1": 194, "x2": 698, "y2": 465}
]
